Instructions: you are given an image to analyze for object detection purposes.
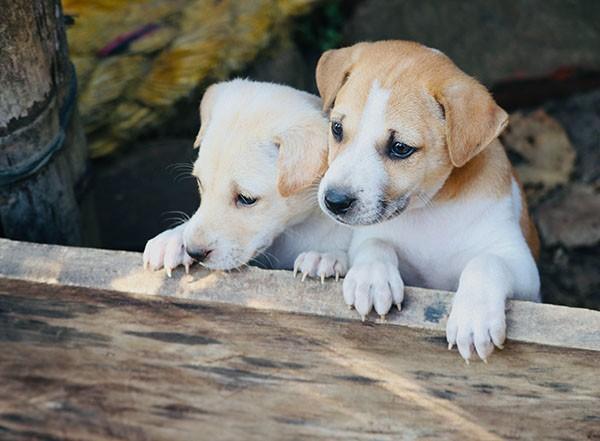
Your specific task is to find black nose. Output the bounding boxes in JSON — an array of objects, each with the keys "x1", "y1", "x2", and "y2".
[
  {"x1": 324, "y1": 189, "x2": 356, "y2": 215},
  {"x1": 186, "y1": 248, "x2": 212, "y2": 262}
]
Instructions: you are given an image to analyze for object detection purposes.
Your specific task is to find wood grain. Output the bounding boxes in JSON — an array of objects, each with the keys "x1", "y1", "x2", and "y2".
[
  {"x1": 0, "y1": 0, "x2": 87, "y2": 245},
  {"x1": 0, "y1": 238, "x2": 598, "y2": 352},
  {"x1": 0, "y1": 279, "x2": 599, "y2": 441}
]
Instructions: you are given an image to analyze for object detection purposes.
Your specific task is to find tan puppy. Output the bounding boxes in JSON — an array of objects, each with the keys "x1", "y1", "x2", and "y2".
[
  {"x1": 143, "y1": 79, "x2": 350, "y2": 278},
  {"x1": 315, "y1": 41, "x2": 540, "y2": 362}
]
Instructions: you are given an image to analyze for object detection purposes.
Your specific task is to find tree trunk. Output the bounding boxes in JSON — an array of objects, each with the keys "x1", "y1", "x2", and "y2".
[{"x1": 0, "y1": 0, "x2": 88, "y2": 245}]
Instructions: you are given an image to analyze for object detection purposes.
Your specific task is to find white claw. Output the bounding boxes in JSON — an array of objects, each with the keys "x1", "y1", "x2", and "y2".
[
  {"x1": 320, "y1": 273, "x2": 325, "y2": 284},
  {"x1": 335, "y1": 272, "x2": 340, "y2": 282},
  {"x1": 361, "y1": 315, "x2": 366, "y2": 322},
  {"x1": 465, "y1": 359, "x2": 470, "y2": 366},
  {"x1": 483, "y1": 358, "x2": 488, "y2": 364},
  {"x1": 379, "y1": 314, "x2": 386, "y2": 322},
  {"x1": 143, "y1": 261, "x2": 149, "y2": 270},
  {"x1": 396, "y1": 303, "x2": 402, "y2": 311},
  {"x1": 448, "y1": 343, "x2": 454, "y2": 350},
  {"x1": 165, "y1": 267, "x2": 172, "y2": 278},
  {"x1": 301, "y1": 272, "x2": 308, "y2": 282},
  {"x1": 184, "y1": 263, "x2": 190, "y2": 274}
]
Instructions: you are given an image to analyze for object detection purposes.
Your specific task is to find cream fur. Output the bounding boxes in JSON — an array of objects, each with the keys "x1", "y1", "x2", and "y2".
[{"x1": 143, "y1": 79, "x2": 351, "y2": 278}]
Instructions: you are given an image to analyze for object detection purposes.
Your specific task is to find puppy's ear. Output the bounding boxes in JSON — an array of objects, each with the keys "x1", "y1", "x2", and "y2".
[
  {"x1": 435, "y1": 76, "x2": 508, "y2": 167},
  {"x1": 316, "y1": 44, "x2": 362, "y2": 111},
  {"x1": 276, "y1": 118, "x2": 328, "y2": 197},
  {"x1": 194, "y1": 84, "x2": 220, "y2": 148}
]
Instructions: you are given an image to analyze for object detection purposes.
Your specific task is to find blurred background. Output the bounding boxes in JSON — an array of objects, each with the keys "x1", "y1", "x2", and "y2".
[{"x1": 1, "y1": 0, "x2": 598, "y2": 309}]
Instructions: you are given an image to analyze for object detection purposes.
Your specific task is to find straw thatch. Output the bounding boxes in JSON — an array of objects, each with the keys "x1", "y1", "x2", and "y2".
[{"x1": 64, "y1": 0, "x2": 318, "y2": 157}]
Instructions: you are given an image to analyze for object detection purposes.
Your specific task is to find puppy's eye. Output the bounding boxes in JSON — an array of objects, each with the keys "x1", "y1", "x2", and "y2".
[
  {"x1": 237, "y1": 194, "x2": 257, "y2": 207},
  {"x1": 389, "y1": 141, "x2": 417, "y2": 160},
  {"x1": 331, "y1": 121, "x2": 343, "y2": 142}
]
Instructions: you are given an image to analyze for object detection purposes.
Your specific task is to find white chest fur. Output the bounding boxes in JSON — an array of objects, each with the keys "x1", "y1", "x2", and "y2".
[{"x1": 350, "y1": 181, "x2": 527, "y2": 292}]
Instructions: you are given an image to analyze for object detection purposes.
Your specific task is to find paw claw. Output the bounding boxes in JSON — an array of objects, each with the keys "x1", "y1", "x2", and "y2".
[
  {"x1": 301, "y1": 272, "x2": 308, "y2": 282},
  {"x1": 396, "y1": 303, "x2": 402, "y2": 311},
  {"x1": 320, "y1": 273, "x2": 325, "y2": 284},
  {"x1": 465, "y1": 358, "x2": 470, "y2": 366},
  {"x1": 165, "y1": 267, "x2": 172, "y2": 278},
  {"x1": 335, "y1": 272, "x2": 340, "y2": 282},
  {"x1": 379, "y1": 314, "x2": 386, "y2": 322},
  {"x1": 448, "y1": 343, "x2": 454, "y2": 350},
  {"x1": 361, "y1": 315, "x2": 366, "y2": 322}
]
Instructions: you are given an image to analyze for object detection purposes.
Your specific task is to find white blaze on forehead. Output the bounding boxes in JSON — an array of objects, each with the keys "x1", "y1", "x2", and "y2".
[
  {"x1": 355, "y1": 80, "x2": 391, "y2": 149},
  {"x1": 320, "y1": 80, "x2": 391, "y2": 213}
]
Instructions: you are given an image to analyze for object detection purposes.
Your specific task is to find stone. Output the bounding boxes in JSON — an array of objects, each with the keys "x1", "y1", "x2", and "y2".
[
  {"x1": 342, "y1": 0, "x2": 600, "y2": 87},
  {"x1": 500, "y1": 110, "x2": 576, "y2": 201},
  {"x1": 546, "y1": 90, "x2": 600, "y2": 184},
  {"x1": 536, "y1": 185, "x2": 600, "y2": 248}
]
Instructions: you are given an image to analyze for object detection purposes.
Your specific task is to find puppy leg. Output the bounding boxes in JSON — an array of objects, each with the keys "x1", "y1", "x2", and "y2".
[
  {"x1": 343, "y1": 239, "x2": 404, "y2": 321},
  {"x1": 446, "y1": 251, "x2": 539, "y2": 362},
  {"x1": 143, "y1": 224, "x2": 194, "y2": 276},
  {"x1": 294, "y1": 250, "x2": 348, "y2": 283}
]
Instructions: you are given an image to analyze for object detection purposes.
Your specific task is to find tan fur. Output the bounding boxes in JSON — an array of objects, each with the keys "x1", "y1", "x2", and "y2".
[
  {"x1": 276, "y1": 117, "x2": 329, "y2": 197},
  {"x1": 513, "y1": 172, "x2": 541, "y2": 260},
  {"x1": 316, "y1": 40, "x2": 538, "y2": 255},
  {"x1": 435, "y1": 140, "x2": 512, "y2": 201}
]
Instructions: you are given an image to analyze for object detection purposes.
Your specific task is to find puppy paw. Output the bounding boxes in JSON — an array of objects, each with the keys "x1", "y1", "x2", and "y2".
[
  {"x1": 446, "y1": 293, "x2": 506, "y2": 363},
  {"x1": 293, "y1": 251, "x2": 348, "y2": 283},
  {"x1": 342, "y1": 261, "x2": 404, "y2": 321},
  {"x1": 143, "y1": 227, "x2": 194, "y2": 277}
]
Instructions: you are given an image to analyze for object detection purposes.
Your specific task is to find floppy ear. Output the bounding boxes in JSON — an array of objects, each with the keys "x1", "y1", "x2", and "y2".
[
  {"x1": 435, "y1": 77, "x2": 508, "y2": 167},
  {"x1": 193, "y1": 84, "x2": 220, "y2": 148},
  {"x1": 276, "y1": 117, "x2": 329, "y2": 197},
  {"x1": 316, "y1": 45, "x2": 362, "y2": 111}
]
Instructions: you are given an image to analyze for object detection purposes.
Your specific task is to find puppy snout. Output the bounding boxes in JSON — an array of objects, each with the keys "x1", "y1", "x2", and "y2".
[
  {"x1": 186, "y1": 248, "x2": 212, "y2": 262},
  {"x1": 324, "y1": 188, "x2": 356, "y2": 215}
]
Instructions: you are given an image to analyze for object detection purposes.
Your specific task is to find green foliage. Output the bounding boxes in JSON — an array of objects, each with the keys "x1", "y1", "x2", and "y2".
[{"x1": 294, "y1": 1, "x2": 346, "y2": 53}]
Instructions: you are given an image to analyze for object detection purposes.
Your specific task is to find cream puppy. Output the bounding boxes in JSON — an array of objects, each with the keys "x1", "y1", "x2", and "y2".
[
  {"x1": 143, "y1": 79, "x2": 350, "y2": 278},
  {"x1": 315, "y1": 41, "x2": 540, "y2": 362}
]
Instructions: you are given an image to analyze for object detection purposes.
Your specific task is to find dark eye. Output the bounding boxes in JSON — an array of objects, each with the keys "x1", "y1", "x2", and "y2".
[
  {"x1": 331, "y1": 121, "x2": 343, "y2": 142},
  {"x1": 237, "y1": 194, "x2": 257, "y2": 207},
  {"x1": 389, "y1": 141, "x2": 417, "y2": 160}
]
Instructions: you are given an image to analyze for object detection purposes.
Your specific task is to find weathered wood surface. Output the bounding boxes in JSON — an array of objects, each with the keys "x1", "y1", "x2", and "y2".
[
  {"x1": 0, "y1": 278, "x2": 598, "y2": 441},
  {"x1": 0, "y1": 238, "x2": 599, "y2": 352},
  {"x1": 0, "y1": 0, "x2": 87, "y2": 245}
]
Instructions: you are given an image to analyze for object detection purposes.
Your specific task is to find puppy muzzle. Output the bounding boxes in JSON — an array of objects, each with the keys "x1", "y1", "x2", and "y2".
[{"x1": 320, "y1": 188, "x2": 410, "y2": 226}]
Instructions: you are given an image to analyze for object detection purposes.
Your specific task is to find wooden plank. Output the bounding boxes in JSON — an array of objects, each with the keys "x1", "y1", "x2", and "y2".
[
  {"x1": 0, "y1": 238, "x2": 598, "y2": 351},
  {"x1": 0, "y1": 278, "x2": 598, "y2": 441}
]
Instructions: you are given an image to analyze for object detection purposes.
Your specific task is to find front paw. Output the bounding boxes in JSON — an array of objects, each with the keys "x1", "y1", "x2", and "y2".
[
  {"x1": 446, "y1": 293, "x2": 506, "y2": 363},
  {"x1": 342, "y1": 261, "x2": 404, "y2": 320},
  {"x1": 143, "y1": 227, "x2": 194, "y2": 277},
  {"x1": 293, "y1": 251, "x2": 348, "y2": 283}
]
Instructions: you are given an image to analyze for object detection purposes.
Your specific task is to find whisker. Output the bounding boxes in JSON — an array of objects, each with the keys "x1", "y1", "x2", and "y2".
[{"x1": 162, "y1": 210, "x2": 191, "y2": 221}]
